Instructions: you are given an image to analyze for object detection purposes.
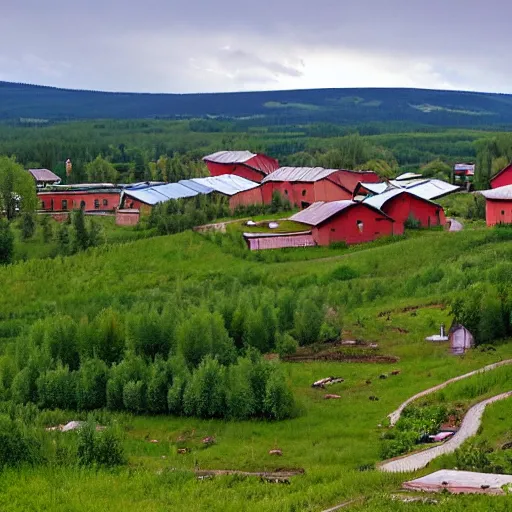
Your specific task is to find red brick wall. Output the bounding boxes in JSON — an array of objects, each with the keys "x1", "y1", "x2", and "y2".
[
  {"x1": 486, "y1": 199, "x2": 512, "y2": 226},
  {"x1": 313, "y1": 204, "x2": 394, "y2": 246},
  {"x1": 205, "y1": 162, "x2": 264, "y2": 183},
  {"x1": 38, "y1": 191, "x2": 120, "y2": 212},
  {"x1": 491, "y1": 165, "x2": 512, "y2": 189}
]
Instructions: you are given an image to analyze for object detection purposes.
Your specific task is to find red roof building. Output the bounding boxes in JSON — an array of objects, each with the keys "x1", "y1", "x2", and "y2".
[
  {"x1": 363, "y1": 189, "x2": 446, "y2": 234},
  {"x1": 38, "y1": 184, "x2": 121, "y2": 214},
  {"x1": 290, "y1": 200, "x2": 395, "y2": 246},
  {"x1": 490, "y1": 163, "x2": 512, "y2": 189},
  {"x1": 203, "y1": 151, "x2": 279, "y2": 183},
  {"x1": 479, "y1": 185, "x2": 512, "y2": 226},
  {"x1": 260, "y1": 167, "x2": 381, "y2": 209}
]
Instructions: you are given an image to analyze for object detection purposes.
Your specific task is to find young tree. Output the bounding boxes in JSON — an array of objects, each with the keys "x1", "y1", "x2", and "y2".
[
  {"x1": 37, "y1": 365, "x2": 77, "y2": 410},
  {"x1": 146, "y1": 358, "x2": 171, "y2": 414},
  {"x1": 0, "y1": 156, "x2": 37, "y2": 220},
  {"x1": 20, "y1": 212, "x2": 36, "y2": 240},
  {"x1": 294, "y1": 297, "x2": 324, "y2": 346},
  {"x1": 71, "y1": 209, "x2": 89, "y2": 253},
  {"x1": 225, "y1": 357, "x2": 255, "y2": 419},
  {"x1": 263, "y1": 367, "x2": 295, "y2": 420},
  {"x1": 56, "y1": 223, "x2": 71, "y2": 256},
  {"x1": 40, "y1": 215, "x2": 53, "y2": 243},
  {"x1": 478, "y1": 289, "x2": 506, "y2": 344},
  {"x1": 76, "y1": 359, "x2": 108, "y2": 410},
  {"x1": 0, "y1": 219, "x2": 14, "y2": 265},
  {"x1": 85, "y1": 156, "x2": 118, "y2": 183}
]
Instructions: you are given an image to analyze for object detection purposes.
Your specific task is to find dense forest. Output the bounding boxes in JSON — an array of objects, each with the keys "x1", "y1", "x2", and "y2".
[{"x1": 4, "y1": 82, "x2": 512, "y2": 128}]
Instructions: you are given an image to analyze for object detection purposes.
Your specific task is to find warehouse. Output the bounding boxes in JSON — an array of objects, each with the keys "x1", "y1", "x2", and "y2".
[
  {"x1": 479, "y1": 185, "x2": 512, "y2": 226},
  {"x1": 362, "y1": 189, "x2": 446, "y2": 234},
  {"x1": 260, "y1": 167, "x2": 381, "y2": 208},
  {"x1": 290, "y1": 200, "x2": 395, "y2": 246},
  {"x1": 38, "y1": 184, "x2": 121, "y2": 213},
  {"x1": 203, "y1": 151, "x2": 279, "y2": 183}
]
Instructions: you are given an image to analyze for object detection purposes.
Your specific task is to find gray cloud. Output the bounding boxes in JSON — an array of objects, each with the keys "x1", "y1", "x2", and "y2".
[{"x1": 1, "y1": 1, "x2": 511, "y2": 93}]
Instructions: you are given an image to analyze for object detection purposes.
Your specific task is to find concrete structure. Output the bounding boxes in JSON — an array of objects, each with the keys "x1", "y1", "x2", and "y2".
[
  {"x1": 403, "y1": 470, "x2": 512, "y2": 495},
  {"x1": 363, "y1": 189, "x2": 446, "y2": 234},
  {"x1": 29, "y1": 168, "x2": 61, "y2": 187},
  {"x1": 203, "y1": 151, "x2": 279, "y2": 183},
  {"x1": 38, "y1": 184, "x2": 120, "y2": 213},
  {"x1": 479, "y1": 184, "x2": 512, "y2": 226},
  {"x1": 290, "y1": 200, "x2": 395, "y2": 246},
  {"x1": 490, "y1": 163, "x2": 512, "y2": 189},
  {"x1": 261, "y1": 167, "x2": 380, "y2": 209},
  {"x1": 115, "y1": 209, "x2": 140, "y2": 226}
]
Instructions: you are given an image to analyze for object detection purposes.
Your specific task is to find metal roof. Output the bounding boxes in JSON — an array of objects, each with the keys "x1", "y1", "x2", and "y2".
[
  {"x1": 363, "y1": 188, "x2": 406, "y2": 210},
  {"x1": 290, "y1": 201, "x2": 355, "y2": 226},
  {"x1": 203, "y1": 151, "x2": 256, "y2": 164},
  {"x1": 122, "y1": 183, "x2": 198, "y2": 205},
  {"x1": 263, "y1": 167, "x2": 341, "y2": 183},
  {"x1": 178, "y1": 179, "x2": 215, "y2": 194},
  {"x1": 388, "y1": 178, "x2": 459, "y2": 200},
  {"x1": 395, "y1": 172, "x2": 423, "y2": 181},
  {"x1": 357, "y1": 182, "x2": 390, "y2": 195},
  {"x1": 185, "y1": 175, "x2": 259, "y2": 196},
  {"x1": 28, "y1": 169, "x2": 61, "y2": 182},
  {"x1": 479, "y1": 185, "x2": 512, "y2": 200}
]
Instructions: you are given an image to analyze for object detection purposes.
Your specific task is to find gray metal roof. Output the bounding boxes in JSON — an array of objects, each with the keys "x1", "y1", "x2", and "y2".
[
  {"x1": 187, "y1": 175, "x2": 259, "y2": 196},
  {"x1": 389, "y1": 178, "x2": 460, "y2": 200},
  {"x1": 290, "y1": 201, "x2": 355, "y2": 226},
  {"x1": 358, "y1": 182, "x2": 390, "y2": 195},
  {"x1": 363, "y1": 188, "x2": 406, "y2": 209},
  {"x1": 203, "y1": 151, "x2": 256, "y2": 164},
  {"x1": 395, "y1": 172, "x2": 423, "y2": 181},
  {"x1": 178, "y1": 179, "x2": 215, "y2": 194},
  {"x1": 262, "y1": 167, "x2": 340, "y2": 183},
  {"x1": 479, "y1": 185, "x2": 512, "y2": 200},
  {"x1": 122, "y1": 183, "x2": 198, "y2": 205}
]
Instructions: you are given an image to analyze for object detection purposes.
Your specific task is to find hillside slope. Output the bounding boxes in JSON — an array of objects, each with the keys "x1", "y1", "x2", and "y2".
[{"x1": 3, "y1": 81, "x2": 512, "y2": 127}]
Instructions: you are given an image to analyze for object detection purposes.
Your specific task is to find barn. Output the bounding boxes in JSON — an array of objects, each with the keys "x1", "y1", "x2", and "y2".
[
  {"x1": 479, "y1": 185, "x2": 512, "y2": 226},
  {"x1": 362, "y1": 189, "x2": 446, "y2": 234},
  {"x1": 290, "y1": 200, "x2": 395, "y2": 246},
  {"x1": 261, "y1": 167, "x2": 381, "y2": 209},
  {"x1": 29, "y1": 168, "x2": 61, "y2": 188},
  {"x1": 38, "y1": 184, "x2": 121, "y2": 213},
  {"x1": 490, "y1": 163, "x2": 512, "y2": 189},
  {"x1": 203, "y1": 151, "x2": 279, "y2": 183}
]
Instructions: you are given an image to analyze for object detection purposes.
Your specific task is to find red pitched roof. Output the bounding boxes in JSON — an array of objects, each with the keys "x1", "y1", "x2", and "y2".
[
  {"x1": 28, "y1": 168, "x2": 61, "y2": 182},
  {"x1": 490, "y1": 163, "x2": 512, "y2": 185},
  {"x1": 203, "y1": 151, "x2": 279, "y2": 176}
]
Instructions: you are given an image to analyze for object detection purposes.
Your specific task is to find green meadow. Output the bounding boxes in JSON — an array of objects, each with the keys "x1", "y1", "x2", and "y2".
[{"x1": 0, "y1": 225, "x2": 511, "y2": 511}]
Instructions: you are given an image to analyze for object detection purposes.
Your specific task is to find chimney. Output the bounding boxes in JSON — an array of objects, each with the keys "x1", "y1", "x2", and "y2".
[
  {"x1": 66, "y1": 159, "x2": 72, "y2": 177},
  {"x1": 440, "y1": 323, "x2": 445, "y2": 338}
]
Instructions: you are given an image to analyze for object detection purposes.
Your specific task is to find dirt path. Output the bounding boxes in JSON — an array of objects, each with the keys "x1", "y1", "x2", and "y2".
[
  {"x1": 379, "y1": 391, "x2": 512, "y2": 473},
  {"x1": 388, "y1": 359, "x2": 512, "y2": 426}
]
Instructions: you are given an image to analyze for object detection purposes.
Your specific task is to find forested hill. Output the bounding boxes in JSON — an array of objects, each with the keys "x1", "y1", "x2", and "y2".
[{"x1": 3, "y1": 81, "x2": 512, "y2": 127}]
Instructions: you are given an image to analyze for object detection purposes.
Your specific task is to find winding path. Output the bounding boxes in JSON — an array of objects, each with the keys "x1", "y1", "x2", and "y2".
[
  {"x1": 388, "y1": 359, "x2": 512, "y2": 426},
  {"x1": 379, "y1": 391, "x2": 512, "y2": 473}
]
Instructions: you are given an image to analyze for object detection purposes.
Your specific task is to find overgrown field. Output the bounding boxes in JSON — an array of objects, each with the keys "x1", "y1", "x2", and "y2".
[{"x1": 1, "y1": 227, "x2": 512, "y2": 510}]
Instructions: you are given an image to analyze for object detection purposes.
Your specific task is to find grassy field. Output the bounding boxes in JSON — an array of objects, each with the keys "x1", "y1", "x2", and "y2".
[{"x1": 1, "y1": 225, "x2": 512, "y2": 510}]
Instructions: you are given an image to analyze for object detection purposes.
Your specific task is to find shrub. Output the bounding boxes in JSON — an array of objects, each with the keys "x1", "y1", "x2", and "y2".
[
  {"x1": 276, "y1": 334, "x2": 298, "y2": 358},
  {"x1": 20, "y1": 212, "x2": 36, "y2": 240},
  {"x1": 77, "y1": 420, "x2": 125, "y2": 467},
  {"x1": 330, "y1": 265, "x2": 359, "y2": 281},
  {"x1": 455, "y1": 440, "x2": 495, "y2": 473},
  {"x1": 404, "y1": 214, "x2": 421, "y2": 229},
  {"x1": 76, "y1": 359, "x2": 108, "y2": 411},
  {"x1": 294, "y1": 297, "x2": 323, "y2": 346},
  {"x1": 225, "y1": 357, "x2": 255, "y2": 420},
  {"x1": 0, "y1": 219, "x2": 14, "y2": 264},
  {"x1": 263, "y1": 367, "x2": 295, "y2": 420},
  {"x1": 0, "y1": 414, "x2": 42, "y2": 468},
  {"x1": 40, "y1": 215, "x2": 53, "y2": 243},
  {"x1": 146, "y1": 359, "x2": 171, "y2": 414},
  {"x1": 122, "y1": 380, "x2": 146, "y2": 414},
  {"x1": 37, "y1": 365, "x2": 77, "y2": 410}
]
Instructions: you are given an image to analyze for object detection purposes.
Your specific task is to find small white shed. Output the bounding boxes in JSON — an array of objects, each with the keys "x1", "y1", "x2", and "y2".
[{"x1": 449, "y1": 323, "x2": 474, "y2": 355}]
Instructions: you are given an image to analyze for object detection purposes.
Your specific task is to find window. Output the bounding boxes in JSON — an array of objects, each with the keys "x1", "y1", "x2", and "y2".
[
  {"x1": 103, "y1": 199, "x2": 109, "y2": 207},
  {"x1": 302, "y1": 190, "x2": 307, "y2": 197},
  {"x1": 284, "y1": 190, "x2": 288, "y2": 195},
  {"x1": 94, "y1": 199, "x2": 100, "y2": 209},
  {"x1": 41, "y1": 200, "x2": 45, "y2": 209},
  {"x1": 356, "y1": 220, "x2": 364, "y2": 233},
  {"x1": 502, "y1": 210, "x2": 505, "y2": 215},
  {"x1": 331, "y1": 228, "x2": 336, "y2": 232},
  {"x1": 62, "y1": 199, "x2": 68, "y2": 210},
  {"x1": 80, "y1": 201, "x2": 86, "y2": 210}
]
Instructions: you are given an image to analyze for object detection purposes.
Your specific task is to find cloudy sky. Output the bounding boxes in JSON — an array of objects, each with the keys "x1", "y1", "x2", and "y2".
[{"x1": 1, "y1": 1, "x2": 510, "y2": 94}]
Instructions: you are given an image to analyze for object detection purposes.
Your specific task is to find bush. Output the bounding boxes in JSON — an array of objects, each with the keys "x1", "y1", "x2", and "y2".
[
  {"x1": 276, "y1": 334, "x2": 298, "y2": 358},
  {"x1": 0, "y1": 219, "x2": 14, "y2": 264},
  {"x1": 37, "y1": 365, "x2": 77, "y2": 410},
  {"x1": 76, "y1": 359, "x2": 108, "y2": 411},
  {"x1": 294, "y1": 297, "x2": 324, "y2": 346},
  {"x1": 20, "y1": 212, "x2": 36, "y2": 240},
  {"x1": 404, "y1": 214, "x2": 421, "y2": 229},
  {"x1": 122, "y1": 380, "x2": 146, "y2": 414},
  {"x1": 77, "y1": 420, "x2": 125, "y2": 467},
  {"x1": 225, "y1": 357, "x2": 255, "y2": 419},
  {"x1": 0, "y1": 414, "x2": 42, "y2": 468},
  {"x1": 330, "y1": 265, "x2": 359, "y2": 281},
  {"x1": 455, "y1": 440, "x2": 495, "y2": 473},
  {"x1": 264, "y1": 367, "x2": 295, "y2": 420}
]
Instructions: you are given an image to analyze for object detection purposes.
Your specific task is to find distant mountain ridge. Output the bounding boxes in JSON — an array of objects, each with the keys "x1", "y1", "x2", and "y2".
[{"x1": 3, "y1": 81, "x2": 512, "y2": 127}]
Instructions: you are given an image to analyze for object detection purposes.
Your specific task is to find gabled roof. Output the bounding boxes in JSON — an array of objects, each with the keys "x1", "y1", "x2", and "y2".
[
  {"x1": 363, "y1": 188, "x2": 441, "y2": 210},
  {"x1": 262, "y1": 167, "x2": 337, "y2": 183},
  {"x1": 489, "y1": 163, "x2": 512, "y2": 184},
  {"x1": 395, "y1": 172, "x2": 423, "y2": 181},
  {"x1": 183, "y1": 175, "x2": 259, "y2": 196},
  {"x1": 122, "y1": 183, "x2": 198, "y2": 205},
  {"x1": 28, "y1": 168, "x2": 61, "y2": 182},
  {"x1": 390, "y1": 178, "x2": 459, "y2": 200},
  {"x1": 353, "y1": 181, "x2": 391, "y2": 198},
  {"x1": 290, "y1": 200, "x2": 392, "y2": 227},
  {"x1": 203, "y1": 151, "x2": 278, "y2": 175},
  {"x1": 479, "y1": 184, "x2": 512, "y2": 200},
  {"x1": 203, "y1": 151, "x2": 256, "y2": 164}
]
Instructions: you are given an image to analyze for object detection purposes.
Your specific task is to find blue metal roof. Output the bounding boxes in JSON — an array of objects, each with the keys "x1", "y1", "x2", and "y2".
[
  {"x1": 187, "y1": 175, "x2": 259, "y2": 196},
  {"x1": 178, "y1": 179, "x2": 215, "y2": 194},
  {"x1": 123, "y1": 183, "x2": 198, "y2": 205}
]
